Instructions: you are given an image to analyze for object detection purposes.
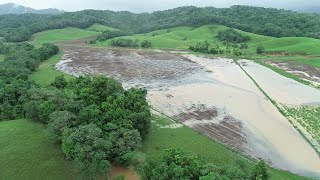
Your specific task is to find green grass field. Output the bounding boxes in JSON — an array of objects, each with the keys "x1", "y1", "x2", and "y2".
[
  {"x1": 94, "y1": 24, "x2": 320, "y2": 69},
  {"x1": 29, "y1": 51, "x2": 74, "y2": 86},
  {"x1": 285, "y1": 106, "x2": 320, "y2": 144},
  {"x1": 95, "y1": 24, "x2": 320, "y2": 56},
  {"x1": 0, "y1": 119, "x2": 80, "y2": 180},
  {"x1": 0, "y1": 54, "x2": 4, "y2": 62},
  {"x1": 33, "y1": 27, "x2": 100, "y2": 44},
  {"x1": 86, "y1": 23, "x2": 119, "y2": 32},
  {"x1": 142, "y1": 116, "x2": 308, "y2": 180}
]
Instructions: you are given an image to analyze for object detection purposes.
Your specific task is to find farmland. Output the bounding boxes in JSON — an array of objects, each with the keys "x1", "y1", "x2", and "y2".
[
  {"x1": 32, "y1": 27, "x2": 100, "y2": 44},
  {"x1": 55, "y1": 38, "x2": 320, "y2": 176},
  {"x1": 1, "y1": 5, "x2": 320, "y2": 178}
]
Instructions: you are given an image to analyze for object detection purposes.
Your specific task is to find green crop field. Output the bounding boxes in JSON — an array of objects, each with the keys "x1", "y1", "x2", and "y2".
[
  {"x1": 285, "y1": 106, "x2": 320, "y2": 144},
  {"x1": 142, "y1": 116, "x2": 308, "y2": 180},
  {"x1": 33, "y1": 27, "x2": 100, "y2": 44},
  {"x1": 29, "y1": 51, "x2": 74, "y2": 86},
  {"x1": 86, "y1": 23, "x2": 119, "y2": 32},
  {"x1": 0, "y1": 119, "x2": 80, "y2": 180}
]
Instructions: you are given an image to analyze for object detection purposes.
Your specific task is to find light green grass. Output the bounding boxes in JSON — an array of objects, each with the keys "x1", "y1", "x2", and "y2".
[
  {"x1": 86, "y1": 23, "x2": 118, "y2": 32},
  {"x1": 285, "y1": 106, "x2": 320, "y2": 144},
  {"x1": 29, "y1": 51, "x2": 74, "y2": 86},
  {"x1": 95, "y1": 24, "x2": 320, "y2": 67},
  {"x1": 0, "y1": 54, "x2": 4, "y2": 62},
  {"x1": 0, "y1": 119, "x2": 81, "y2": 180},
  {"x1": 33, "y1": 27, "x2": 100, "y2": 44},
  {"x1": 142, "y1": 116, "x2": 309, "y2": 180}
]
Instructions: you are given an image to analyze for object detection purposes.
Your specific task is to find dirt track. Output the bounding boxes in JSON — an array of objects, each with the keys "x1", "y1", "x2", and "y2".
[{"x1": 55, "y1": 40, "x2": 320, "y2": 177}]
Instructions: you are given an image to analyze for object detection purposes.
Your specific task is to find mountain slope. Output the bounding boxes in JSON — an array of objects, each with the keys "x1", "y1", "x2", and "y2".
[{"x1": 0, "y1": 3, "x2": 64, "y2": 15}]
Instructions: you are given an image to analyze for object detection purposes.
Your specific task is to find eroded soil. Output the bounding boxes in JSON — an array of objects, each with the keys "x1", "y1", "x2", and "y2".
[{"x1": 266, "y1": 60, "x2": 320, "y2": 86}]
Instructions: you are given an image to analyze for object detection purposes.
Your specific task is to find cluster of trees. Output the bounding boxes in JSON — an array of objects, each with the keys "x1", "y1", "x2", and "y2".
[
  {"x1": 25, "y1": 76, "x2": 151, "y2": 177},
  {"x1": 96, "y1": 30, "x2": 129, "y2": 41},
  {"x1": 110, "y1": 39, "x2": 152, "y2": 48},
  {"x1": 189, "y1": 41, "x2": 246, "y2": 56},
  {"x1": 0, "y1": 41, "x2": 151, "y2": 178},
  {"x1": 1, "y1": 6, "x2": 320, "y2": 42},
  {"x1": 139, "y1": 148, "x2": 269, "y2": 180},
  {"x1": 0, "y1": 42, "x2": 59, "y2": 119},
  {"x1": 217, "y1": 29, "x2": 250, "y2": 44}
]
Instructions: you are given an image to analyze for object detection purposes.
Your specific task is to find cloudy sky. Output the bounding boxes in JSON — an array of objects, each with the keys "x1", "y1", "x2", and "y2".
[{"x1": 0, "y1": 0, "x2": 318, "y2": 12}]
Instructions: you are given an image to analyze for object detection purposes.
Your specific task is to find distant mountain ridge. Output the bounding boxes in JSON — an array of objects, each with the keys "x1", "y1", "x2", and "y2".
[
  {"x1": 0, "y1": 3, "x2": 65, "y2": 15},
  {"x1": 298, "y1": 7, "x2": 320, "y2": 13}
]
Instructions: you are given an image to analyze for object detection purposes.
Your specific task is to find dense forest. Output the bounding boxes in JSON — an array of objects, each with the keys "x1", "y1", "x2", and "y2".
[
  {"x1": 1, "y1": 5, "x2": 320, "y2": 42},
  {"x1": 0, "y1": 41, "x2": 152, "y2": 178}
]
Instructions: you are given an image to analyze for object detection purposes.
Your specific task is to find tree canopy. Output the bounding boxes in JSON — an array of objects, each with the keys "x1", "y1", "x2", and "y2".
[{"x1": 1, "y1": 6, "x2": 320, "y2": 42}]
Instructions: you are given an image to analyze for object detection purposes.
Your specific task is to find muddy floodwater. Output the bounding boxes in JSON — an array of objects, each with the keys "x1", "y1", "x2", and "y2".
[
  {"x1": 56, "y1": 45, "x2": 320, "y2": 177},
  {"x1": 108, "y1": 167, "x2": 139, "y2": 180},
  {"x1": 239, "y1": 60, "x2": 320, "y2": 106}
]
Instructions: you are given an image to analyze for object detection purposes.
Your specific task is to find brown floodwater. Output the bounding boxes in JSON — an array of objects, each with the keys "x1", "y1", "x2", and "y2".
[
  {"x1": 56, "y1": 46, "x2": 320, "y2": 177},
  {"x1": 108, "y1": 167, "x2": 139, "y2": 180}
]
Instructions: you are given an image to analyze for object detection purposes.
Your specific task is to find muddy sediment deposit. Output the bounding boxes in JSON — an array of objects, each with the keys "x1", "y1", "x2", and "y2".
[
  {"x1": 266, "y1": 60, "x2": 320, "y2": 86},
  {"x1": 56, "y1": 44, "x2": 320, "y2": 177}
]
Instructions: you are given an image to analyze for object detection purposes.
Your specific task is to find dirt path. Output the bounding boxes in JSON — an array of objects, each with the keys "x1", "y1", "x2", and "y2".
[{"x1": 54, "y1": 41, "x2": 320, "y2": 177}]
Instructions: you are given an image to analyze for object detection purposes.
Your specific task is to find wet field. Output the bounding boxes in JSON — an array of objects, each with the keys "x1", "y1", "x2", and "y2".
[{"x1": 56, "y1": 44, "x2": 320, "y2": 176}]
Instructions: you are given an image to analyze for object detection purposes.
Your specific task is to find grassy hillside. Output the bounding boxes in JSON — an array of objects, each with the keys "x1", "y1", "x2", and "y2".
[
  {"x1": 0, "y1": 119, "x2": 80, "y2": 180},
  {"x1": 143, "y1": 116, "x2": 308, "y2": 180},
  {"x1": 29, "y1": 51, "x2": 74, "y2": 86},
  {"x1": 33, "y1": 27, "x2": 100, "y2": 44},
  {"x1": 95, "y1": 24, "x2": 320, "y2": 55},
  {"x1": 94, "y1": 24, "x2": 320, "y2": 68},
  {"x1": 86, "y1": 23, "x2": 119, "y2": 32}
]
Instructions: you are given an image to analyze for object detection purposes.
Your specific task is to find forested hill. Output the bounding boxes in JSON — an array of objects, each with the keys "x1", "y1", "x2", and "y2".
[
  {"x1": 0, "y1": 3, "x2": 64, "y2": 15},
  {"x1": 1, "y1": 5, "x2": 320, "y2": 42}
]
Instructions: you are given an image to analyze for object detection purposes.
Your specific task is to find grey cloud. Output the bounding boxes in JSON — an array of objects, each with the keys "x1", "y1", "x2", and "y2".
[{"x1": 1, "y1": 0, "x2": 319, "y2": 12}]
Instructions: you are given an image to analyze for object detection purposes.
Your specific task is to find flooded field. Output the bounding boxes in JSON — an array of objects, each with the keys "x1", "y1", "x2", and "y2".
[
  {"x1": 239, "y1": 60, "x2": 320, "y2": 106},
  {"x1": 266, "y1": 60, "x2": 320, "y2": 86},
  {"x1": 56, "y1": 45, "x2": 320, "y2": 176}
]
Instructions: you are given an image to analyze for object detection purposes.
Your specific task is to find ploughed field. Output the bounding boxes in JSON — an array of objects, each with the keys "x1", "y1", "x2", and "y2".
[{"x1": 56, "y1": 42, "x2": 320, "y2": 177}]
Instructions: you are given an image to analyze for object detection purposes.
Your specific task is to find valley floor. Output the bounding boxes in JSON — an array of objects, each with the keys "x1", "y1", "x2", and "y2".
[{"x1": 54, "y1": 38, "x2": 320, "y2": 177}]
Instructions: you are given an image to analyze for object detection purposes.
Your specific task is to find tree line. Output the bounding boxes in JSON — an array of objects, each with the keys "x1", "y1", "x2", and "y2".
[
  {"x1": 139, "y1": 148, "x2": 269, "y2": 180},
  {"x1": 0, "y1": 41, "x2": 152, "y2": 178},
  {"x1": 1, "y1": 6, "x2": 320, "y2": 42},
  {"x1": 110, "y1": 38, "x2": 152, "y2": 48}
]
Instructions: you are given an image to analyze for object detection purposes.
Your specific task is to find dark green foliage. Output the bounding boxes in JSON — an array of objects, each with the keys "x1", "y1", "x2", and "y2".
[
  {"x1": 51, "y1": 75, "x2": 68, "y2": 89},
  {"x1": 22, "y1": 75, "x2": 151, "y2": 177},
  {"x1": 1, "y1": 6, "x2": 320, "y2": 42},
  {"x1": 141, "y1": 148, "x2": 202, "y2": 180},
  {"x1": 217, "y1": 29, "x2": 250, "y2": 43},
  {"x1": 110, "y1": 39, "x2": 140, "y2": 47},
  {"x1": 114, "y1": 175, "x2": 126, "y2": 180},
  {"x1": 251, "y1": 161, "x2": 269, "y2": 180},
  {"x1": 256, "y1": 46, "x2": 265, "y2": 54},
  {"x1": 97, "y1": 30, "x2": 128, "y2": 41},
  {"x1": 141, "y1": 148, "x2": 269, "y2": 180},
  {"x1": 47, "y1": 111, "x2": 76, "y2": 142},
  {"x1": 0, "y1": 43, "x2": 59, "y2": 120},
  {"x1": 62, "y1": 123, "x2": 112, "y2": 178},
  {"x1": 141, "y1": 40, "x2": 152, "y2": 48}
]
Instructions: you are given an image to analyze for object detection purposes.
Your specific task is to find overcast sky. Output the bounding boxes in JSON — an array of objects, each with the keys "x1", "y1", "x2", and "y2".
[{"x1": 0, "y1": 0, "x2": 318, "y2": 12}]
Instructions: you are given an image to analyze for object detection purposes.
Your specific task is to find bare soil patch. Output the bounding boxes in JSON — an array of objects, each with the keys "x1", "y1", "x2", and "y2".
[
  {"x1": 193, "y1": 116, "x2": 247, "y2": 152},
  {"x1": 57, "y1": 46, "x2": 203, "y2": 88},
  {"x1": 266, "y1": 60, "x2": 320, "y2": 85}
]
